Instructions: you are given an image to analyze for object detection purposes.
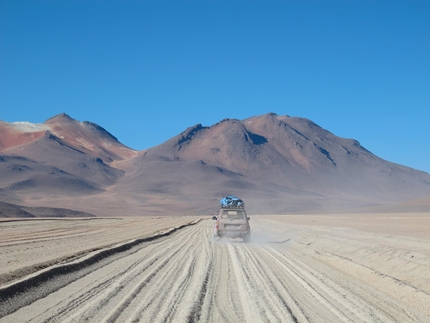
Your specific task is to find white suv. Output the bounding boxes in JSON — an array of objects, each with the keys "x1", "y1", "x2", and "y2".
[{"x1": 212, "y1": 207, "x2": 251, "y2": 242}]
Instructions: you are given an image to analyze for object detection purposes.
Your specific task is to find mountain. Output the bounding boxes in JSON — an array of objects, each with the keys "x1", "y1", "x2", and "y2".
[
  {"x1": 0, "y1": 114, "x2": 136, "y2": 216},
  {"x1": 112, "y1": 113, "x2": 430, "y2": 214},
  {"x1": 0, "y1": 113, "x2": 135, "y2": 162},
  {"x1": 1, "y1": 112, "x2": 430, "y2": 216}
]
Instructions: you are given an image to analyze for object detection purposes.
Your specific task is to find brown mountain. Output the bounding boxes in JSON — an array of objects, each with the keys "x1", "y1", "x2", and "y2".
[
  {"x1": 0, "y1": 113, "x2": 135, "y2": 162},
  {"x1": 113, "y1": 113, "x2": 430, "y2": 214},
  {"x1": 1, "y1": 112, "x2": 429, "y2": 216},
  {"x1": 0, "y1": 114, "x2": 136, "y2": 216}
]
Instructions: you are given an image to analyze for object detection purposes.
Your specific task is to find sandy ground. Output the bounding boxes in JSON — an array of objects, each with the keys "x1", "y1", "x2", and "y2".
[
  {"x1": 0, "y1": 216, "x2": 197, "y2": 286},
  {"x1": 0, "y1": 213, "x2": 429, "y2": 322}
]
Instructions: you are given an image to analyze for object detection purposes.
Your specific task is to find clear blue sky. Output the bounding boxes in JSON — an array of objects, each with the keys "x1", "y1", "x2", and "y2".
[{"x1": 1, "y1": 0, "x2": 429, "y2": 173}]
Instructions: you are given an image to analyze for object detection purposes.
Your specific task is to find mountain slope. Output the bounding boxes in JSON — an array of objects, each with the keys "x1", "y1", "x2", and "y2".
[
  {"x1": 1, "y1": 112, "x2": 429, "y2": 216},
  {"x1": 0, "y1": 201, "x2": 95, "y2": 218},
  {"x1": 0, "y1": 113, "x2": 136, "y2": 162},
  {"x1": 116, "y1": 113, "x2": 430, "y2": 214},
  {"x1": 0, "y1": 114, "x2": 136, "y2": 209}
]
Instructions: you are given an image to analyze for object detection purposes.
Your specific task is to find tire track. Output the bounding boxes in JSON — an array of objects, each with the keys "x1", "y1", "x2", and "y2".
[
  {"x1": 0, "y1": 220, "x2": 201, "y2": 320},
  {"x1": 208, "y1": 243, "x2": 244, "y2": 323},
  {"x1": 52, "y1": 225, "x2": 203, "y2": 323},
  {"x1": 1, "y1": 218, "x2": 428, "y2": 323}
]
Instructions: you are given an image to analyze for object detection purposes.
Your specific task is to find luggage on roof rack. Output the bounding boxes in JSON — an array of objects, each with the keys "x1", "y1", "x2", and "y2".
[{"x1": 220, "y1": 196, "x2": 244, "y2": 208}]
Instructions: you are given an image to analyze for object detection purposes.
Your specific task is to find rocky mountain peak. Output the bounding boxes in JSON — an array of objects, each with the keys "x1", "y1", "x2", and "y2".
[{"x1": 44, "y1": 113, "x2": 76, "y2": 124}]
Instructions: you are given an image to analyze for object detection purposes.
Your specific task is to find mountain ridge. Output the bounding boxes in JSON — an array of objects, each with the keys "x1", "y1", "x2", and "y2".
[{"x1": 1, "y1": 112, "x2": 429, "y2": 216}]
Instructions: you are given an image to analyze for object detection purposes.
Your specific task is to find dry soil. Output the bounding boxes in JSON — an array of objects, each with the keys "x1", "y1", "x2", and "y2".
[{"x1": 0, "y1": 213, "x2": 429, "y2": 322}]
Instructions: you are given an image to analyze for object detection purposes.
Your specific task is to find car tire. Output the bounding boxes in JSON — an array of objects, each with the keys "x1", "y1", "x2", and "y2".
[{"x1": 243, "y1": 232, "x2": 251, "y2": 243}]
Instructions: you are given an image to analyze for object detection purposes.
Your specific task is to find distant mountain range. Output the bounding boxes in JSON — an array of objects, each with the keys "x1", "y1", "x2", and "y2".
[{"x1": 1, "y1": 113, "x2": 429, "y2": 217}]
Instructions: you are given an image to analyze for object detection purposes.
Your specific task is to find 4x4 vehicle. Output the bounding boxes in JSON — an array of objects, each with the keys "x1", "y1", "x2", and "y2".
[{"x1": 212, "y1": 207, "x2": 251, "y2": 242}]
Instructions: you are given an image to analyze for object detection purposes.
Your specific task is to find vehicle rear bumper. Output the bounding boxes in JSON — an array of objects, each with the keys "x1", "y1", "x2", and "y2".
[{"x1": 218, "y1": 231, "x2": 249, "y2": 238}]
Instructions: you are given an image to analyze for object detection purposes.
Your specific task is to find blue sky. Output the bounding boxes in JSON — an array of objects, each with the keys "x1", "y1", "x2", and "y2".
[{"x1": 1, "y1": 0, "x2": 429, "y2": 173}]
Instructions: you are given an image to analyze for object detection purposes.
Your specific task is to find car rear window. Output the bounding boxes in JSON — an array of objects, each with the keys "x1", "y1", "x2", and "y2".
[{"x1": 221, "y1": 210, "x2": 245, "y2": 219}]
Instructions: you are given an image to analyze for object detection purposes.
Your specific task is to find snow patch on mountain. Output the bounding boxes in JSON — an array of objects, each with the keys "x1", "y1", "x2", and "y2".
[{"x1": 11, "y1": 122, "x2": 50, "y2": 132}]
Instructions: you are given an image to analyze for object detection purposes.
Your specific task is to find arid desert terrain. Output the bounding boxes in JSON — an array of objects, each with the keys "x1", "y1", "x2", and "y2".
[{"x1": 1, "y1": 212, "x2": 429, "y2": 323}]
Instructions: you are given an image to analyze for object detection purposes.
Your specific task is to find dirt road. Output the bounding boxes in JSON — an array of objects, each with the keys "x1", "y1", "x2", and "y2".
[{"x1": 1, "y1": 216, "x2": 429, "y2": 322}]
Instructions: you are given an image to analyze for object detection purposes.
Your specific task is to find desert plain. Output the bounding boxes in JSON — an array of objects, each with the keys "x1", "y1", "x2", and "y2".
[{"x1": 0, "y1": 212, "x2": 429, "y2": 323}]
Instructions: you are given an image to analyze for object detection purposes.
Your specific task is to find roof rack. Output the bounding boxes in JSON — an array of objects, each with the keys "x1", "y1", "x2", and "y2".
[{"x1": 220, "y1": 204, "x2": 245, "y2": 209}]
